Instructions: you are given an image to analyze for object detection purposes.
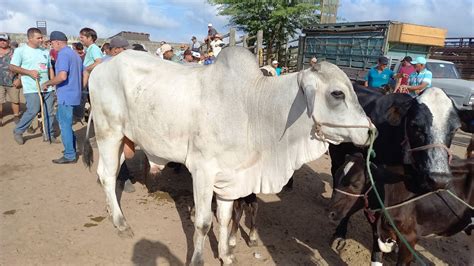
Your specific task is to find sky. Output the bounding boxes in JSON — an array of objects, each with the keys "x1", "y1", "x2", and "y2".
[{"x1": 1, "y1": 0, "x2": 473, "y2": 43}]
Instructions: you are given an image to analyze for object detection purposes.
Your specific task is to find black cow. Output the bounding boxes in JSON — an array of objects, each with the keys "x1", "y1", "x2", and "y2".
[{"x1": 329, "y1": 154, "x2": 473, "y2": 265}]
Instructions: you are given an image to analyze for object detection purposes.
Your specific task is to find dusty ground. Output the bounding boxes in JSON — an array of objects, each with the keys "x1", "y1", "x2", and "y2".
[{"x1": 0, "y1": 109, "x2": 472, "y2": 266}]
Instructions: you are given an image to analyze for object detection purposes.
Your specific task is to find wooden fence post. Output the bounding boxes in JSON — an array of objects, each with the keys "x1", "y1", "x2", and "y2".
[
  {"x1": 229, "y1": 28, "x2": 236, "y2": 46},
  {"x1": 243, "y1": 34, "x2": 248, "y2": 48},
  {"x1": 257, "y1": 30, "x2": 263, "y2": 66},
  {"x1": 296, "y1": 34, "x2": 305, "y2": 71}
]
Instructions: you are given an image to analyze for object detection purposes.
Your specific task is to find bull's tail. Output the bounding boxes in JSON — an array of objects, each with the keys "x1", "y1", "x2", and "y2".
[{"x1": 82, "y1": 111, "x2": 94, "y2": 169}]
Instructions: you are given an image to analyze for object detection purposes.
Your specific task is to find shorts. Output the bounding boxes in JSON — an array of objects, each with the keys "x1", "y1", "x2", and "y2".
[{"x1": 0, "y1": 85, "x2": 21, "y2": 104}]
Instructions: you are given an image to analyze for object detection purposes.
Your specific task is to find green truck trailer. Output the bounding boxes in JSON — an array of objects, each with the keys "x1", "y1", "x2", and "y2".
[{"x1": 297, "y1": 21, "x2": 446, "y2": 83}]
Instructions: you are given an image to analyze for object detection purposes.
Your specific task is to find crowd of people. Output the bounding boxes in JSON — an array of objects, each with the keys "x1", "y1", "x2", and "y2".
[
  {"x1": 0, "y1": 23, "x2": 267, "y2": 191},
  {"x1": 364, "y1": 55, "x2": 433, "y2": 96}
]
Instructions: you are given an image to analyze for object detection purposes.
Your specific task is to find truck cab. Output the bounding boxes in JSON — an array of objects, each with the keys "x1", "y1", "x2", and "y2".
[{"x1": 394, "y1": 59, "x2": 474, "y2": 110}]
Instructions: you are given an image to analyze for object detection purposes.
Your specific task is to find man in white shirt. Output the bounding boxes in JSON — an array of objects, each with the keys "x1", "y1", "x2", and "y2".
[{"x1": 210, "y1": 34, "x2": 224, "y2": 57}]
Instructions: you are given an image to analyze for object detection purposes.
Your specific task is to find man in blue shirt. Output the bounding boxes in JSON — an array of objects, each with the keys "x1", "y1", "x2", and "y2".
[
  {"x1": 364, "y1": 56, "x2": 397, "y2": 90},
  {"x1": 400, "y1": 56, "x2": 432, "y2": 97},
  {"x1": 42, "y1": 31, "x2": 83, "y2": 164}
]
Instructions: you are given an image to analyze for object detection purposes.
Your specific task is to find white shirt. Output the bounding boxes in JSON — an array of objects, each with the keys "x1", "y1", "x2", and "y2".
[{"x1": 210, "y1": 39, "x2": 224, "y2": 57}]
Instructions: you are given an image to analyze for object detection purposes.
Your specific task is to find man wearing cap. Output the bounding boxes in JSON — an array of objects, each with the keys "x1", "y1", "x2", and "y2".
[
  {"x1": 109, "y1": 36, "x2": 130, "y2": 56},
  {"x1": 400, "y1": 56, "x2": 432, "y2": 96},
  {"x1": 364, "y1": 56, "x2": 398, "y2": 90},
  {"x1": 394, "y1": 56, "x2": 416, "y2": 93},
  {"x1": 210, "y1": 34, "x2": 224, "y2": 57},
  {"x1": 161, "y1": 44, "x2": 180, "y2": 63},
  {"x1": 176, "y1": 44, "x2": 188, "y2": 61},
  {"x1": 272, "y1": 60, "x2": 282, "y2": 76},
  {"x1": 191, "y1": 36, "x2": 201, "y2": 52},
  {"x1": 155, "y1": 41, "x2": 166, "y2": 59},
  {"x1": 0, "y1": 33, "x2": 21, "y2": 126},
  {"x1": 182, "y1": 49, "x2": 194, "y2": 63},
  {"x1": 40, "y1": 31, "x2": 82, "y2": 163},
  {"x1": 207, "y1": 23, "x2": 217, "y2": 40},
  {"x1": 9, "y1": 27, "x2": 56, "y2": 145}
]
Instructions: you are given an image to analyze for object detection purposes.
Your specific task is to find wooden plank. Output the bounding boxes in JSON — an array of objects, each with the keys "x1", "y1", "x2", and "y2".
[
  {"x1": 391, "y1": 23, "x2": 447, "y2": 46},
  {"x1": 429, "y1": 55, "x2": 473, "y2": 60},
  {"x1": 399, "y1": 34, "x2": 445, "y2": 47}
]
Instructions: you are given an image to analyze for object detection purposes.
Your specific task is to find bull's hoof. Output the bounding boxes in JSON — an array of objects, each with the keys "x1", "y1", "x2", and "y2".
[
  {"x1": 118, "y1": 227, "x2": 134, "y2": 238},
  {"x1": 221, "y1": 254, "x2": 237, "y2": 265},
  {"x1": 190, "y1": 256, "x2": 204, "y2": 266},
  {"x1": 331, "y1": 237, "x2": 346, "y2": 252},
  {"x1": 228, "y1": 236, "x2": 237, "y2": 247}
]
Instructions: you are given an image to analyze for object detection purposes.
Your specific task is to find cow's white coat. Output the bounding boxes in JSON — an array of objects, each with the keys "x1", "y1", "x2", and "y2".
[{"x1": 88, "y1": 47, "x2": 372, "y2": 264}]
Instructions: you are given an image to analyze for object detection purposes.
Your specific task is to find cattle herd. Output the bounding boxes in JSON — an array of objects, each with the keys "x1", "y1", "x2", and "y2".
[{"x1": 82, "y1": 47, "x2": 473, "y2": 265}]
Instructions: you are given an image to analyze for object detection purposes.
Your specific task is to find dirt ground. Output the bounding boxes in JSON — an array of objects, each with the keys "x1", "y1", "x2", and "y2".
[{"x1": 0, "y1": 108, "x2": 472, "y2": 266}]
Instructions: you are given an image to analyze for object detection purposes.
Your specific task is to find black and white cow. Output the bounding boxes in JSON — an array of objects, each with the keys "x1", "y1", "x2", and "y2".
[{"x1": 329, "y1": 86, "x2": 466, "y2": 248}]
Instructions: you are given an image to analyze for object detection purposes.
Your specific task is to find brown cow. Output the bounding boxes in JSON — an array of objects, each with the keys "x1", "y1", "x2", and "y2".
[{"x1": 329, "y1": 154, "x2": 473, "y2": 265}]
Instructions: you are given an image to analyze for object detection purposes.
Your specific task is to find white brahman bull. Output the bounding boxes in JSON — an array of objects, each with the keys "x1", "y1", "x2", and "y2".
[{"x1": 83, "y1": 47, "x2": 374, "y2": 265}]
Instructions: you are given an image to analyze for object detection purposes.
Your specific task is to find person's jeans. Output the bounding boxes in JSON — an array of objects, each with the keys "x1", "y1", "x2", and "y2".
[
  {"x1": 14, "y1": 92, "x2": 55, "y2": 139},
  {"x1": 57, "y1": 104, "x2": 76, "y2": 160}
]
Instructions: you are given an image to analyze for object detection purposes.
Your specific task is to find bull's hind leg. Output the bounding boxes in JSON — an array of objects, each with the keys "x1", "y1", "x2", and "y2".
[
  {"x1": 247, "y1": 194, "x2": 259, "y2": 247},
  {"x1": 96, "y1": 136, "x2": 133, "y2": 238},
  {"x1": 216, "y1": 197, "x2": 236, "y2": 265},
  {"x1": 229, "y1": 199, "x2": 244, "y2": 248}
]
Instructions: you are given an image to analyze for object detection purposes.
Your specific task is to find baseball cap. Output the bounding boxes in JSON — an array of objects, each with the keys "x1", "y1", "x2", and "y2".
[
  {"x1": 109, "y1": 36, "x2": 130, "y2": 49},
  {"x1": 208, "y1": 23, "x2": 213, "y2": 27},
  {"x1": 191, "y1": 36, "x2": 196, "y2": 40},
  {"x1": 401, "y1": 56, "x2": 412, "y2": 62},
  {"x1": 160, "y1": 43, "x2": 172, "y2": 53},
  {"x1": 272, "y1": 60, "x2": 278, "y2": 65},
  {"x1": 411, "y1": 56, "x2": 427, "y2": 65},
  {"x1": 378, "y1": 56, "x2": 389, "y2": 65},
  {"x1": 49, "y1": 31, "x2": 67, "y2": 41},
  {"x1": 0, "y1": 33, "x2": 9, "y2": 41}
]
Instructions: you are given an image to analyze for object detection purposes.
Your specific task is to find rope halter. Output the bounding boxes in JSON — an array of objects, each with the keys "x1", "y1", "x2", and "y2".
[{"x1": 311, "y1": 115, "x2": 375, "y2": 143}]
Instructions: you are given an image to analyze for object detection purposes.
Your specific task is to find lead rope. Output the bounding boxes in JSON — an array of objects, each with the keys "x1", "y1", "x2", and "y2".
[{"x1": 365, "y1": 128, "x2": 427, "y2": 265}]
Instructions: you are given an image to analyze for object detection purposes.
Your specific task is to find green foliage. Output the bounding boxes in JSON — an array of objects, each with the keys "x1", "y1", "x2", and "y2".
[{"x1": 209, "y1": 0, "x2": 320, "y2": 62}]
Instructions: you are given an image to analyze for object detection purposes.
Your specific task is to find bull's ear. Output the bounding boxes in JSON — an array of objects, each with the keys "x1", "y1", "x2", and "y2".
[
  {"x1": 385, "y1": 100, "x2": 413, "y2": 126},
  {"x1": 386, "y1": 106, "x2": 403, "y2": 126},
  {"x1": 298, "y1": 70, "x2": 317, "y2": 118},
  {"x1": 303, "y1": 85, "x2": 316, "y2": 118},
  {"x1": 457, "y1": 109, "x2": 474, "y2": 133}
]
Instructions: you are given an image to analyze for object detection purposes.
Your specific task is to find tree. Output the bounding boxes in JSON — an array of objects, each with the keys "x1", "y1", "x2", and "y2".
[{"x1": 208, "y1": 0, "x2": 320, "y2": 64}]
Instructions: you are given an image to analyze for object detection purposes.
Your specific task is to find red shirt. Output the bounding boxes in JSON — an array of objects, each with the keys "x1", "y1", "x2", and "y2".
[
  {"x1": 50, "y1": 49, "x2": 58, "y2": 61},
  {"x1": 398, "y1": 65, "x2": 415, "y2": 85}
]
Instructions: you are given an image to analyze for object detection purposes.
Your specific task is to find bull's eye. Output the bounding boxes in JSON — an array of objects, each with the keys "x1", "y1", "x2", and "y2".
[{"x1": 331, "y1": 90, "x2": 345, "y2": 100}]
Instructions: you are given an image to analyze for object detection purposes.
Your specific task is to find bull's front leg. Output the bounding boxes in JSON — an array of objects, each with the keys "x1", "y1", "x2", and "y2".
[
  {"x1": 370, "y1": 221, "x2": 384, "y2": 266},
  {"x1": 331, "y1": 216, "x2": 350, "y2": 251},
  {"x1": 96, "y1": 137, "x2": 133, "y2": 238},
  {"x1": 216, "y1": 197, "x2": 236, "y2": 265},
  {"x1": 190, "y1": 169, "x2": 214, "y2": 266}
]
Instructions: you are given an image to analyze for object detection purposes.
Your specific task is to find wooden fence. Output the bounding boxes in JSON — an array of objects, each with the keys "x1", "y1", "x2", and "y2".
[{"x1": 429, "y1": 37, "x2": 474, "y2": 80}]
